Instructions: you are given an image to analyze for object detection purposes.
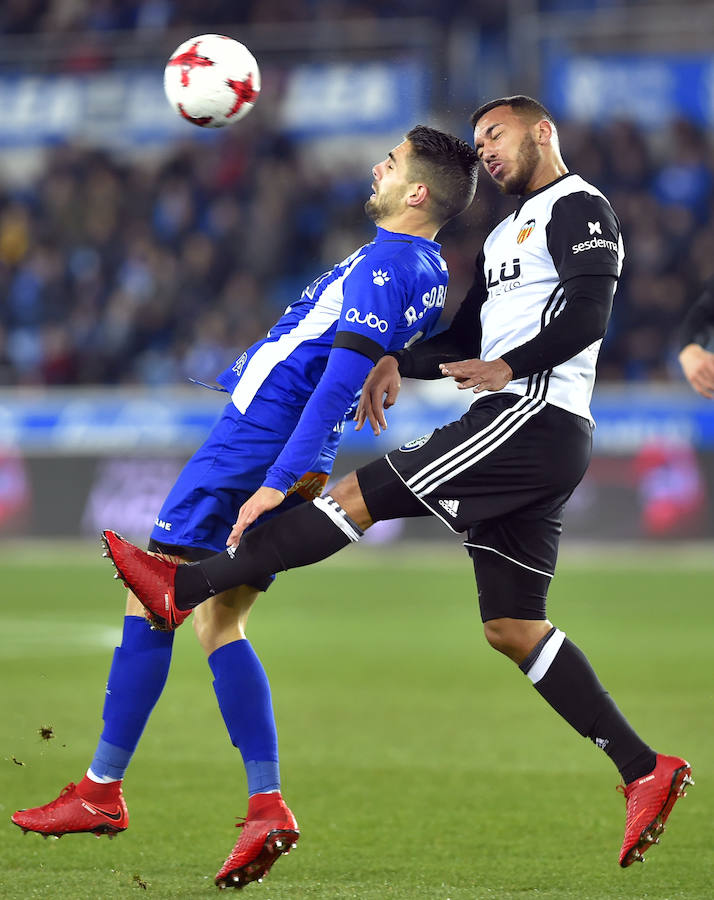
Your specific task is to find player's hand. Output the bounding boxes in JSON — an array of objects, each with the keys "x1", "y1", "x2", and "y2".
[
  {"x1": 228, "y1": 486, "x2": 285, "y2": 548},
  {"x1": 679, "y1": 343, "x2": 714, "y2": 399},
  {"x1": 354, "y1": 355, "x2": 402, "y2": 435},
  {"x1": 439, "y1": 357, "x2": 513, "y2": 393}
]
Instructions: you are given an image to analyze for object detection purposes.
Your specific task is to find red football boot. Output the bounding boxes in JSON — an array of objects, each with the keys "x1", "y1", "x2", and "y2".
[
  {"x1": 101, "y1": 530, "x2": 190, "y2": 632},
  {"x1": 12, "y1": 781, "x2": 128, "y2": 838},
  {"x1": 215, "y1": 792, "x2": 299, "y2": 890},
  {"x1": 618, "y1": 753, "x2": 693, "y2": 866}
]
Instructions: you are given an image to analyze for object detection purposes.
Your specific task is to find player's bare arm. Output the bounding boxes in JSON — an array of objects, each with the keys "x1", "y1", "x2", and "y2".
[
  {"x1": 439, "y1": 357, "x2": 513, "y2": 393},
  {"x1": 679, "y1": 343, "x2": 714, "y2": 399},
  {"x1": 354, "y1": 355, "x2": 402, "y2": 435}
]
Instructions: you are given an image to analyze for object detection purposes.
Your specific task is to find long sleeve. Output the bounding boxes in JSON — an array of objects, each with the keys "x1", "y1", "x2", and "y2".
[
  {"x1": 388, "y1": 252, "x2": 486, "y2": 379},
  {"x1": 263, "y1": 347, "x2": 374, "y2": 493},
  {"x1": 680, "y1": 278, "x2": 714, "y2": 350},
  {"x1": 502, "y1": 274, "x2": 615, "y2": 379}
]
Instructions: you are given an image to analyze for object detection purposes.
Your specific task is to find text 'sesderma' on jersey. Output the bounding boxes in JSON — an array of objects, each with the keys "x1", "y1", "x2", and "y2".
[
  {"x1": 480, "y1": 173, "x2": 624, "y2": 421},
  {"x1": 216, "y1": 227, "x2": 448, "y2": 422}
]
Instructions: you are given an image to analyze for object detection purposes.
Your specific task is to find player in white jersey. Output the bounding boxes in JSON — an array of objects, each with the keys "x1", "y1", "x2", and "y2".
[
  {"x1": 101, "y1": 97, "x2": 692, "y2": 871},
  {"x1": 12, "y1": 126, "x2": 479, "y2": 890}
]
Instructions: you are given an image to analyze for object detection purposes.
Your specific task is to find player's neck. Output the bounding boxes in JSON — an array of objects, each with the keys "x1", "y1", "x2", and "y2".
[
  {"x1": 375, "y1": 213, "x2": 439, "y2": 242},
  {"x1": 524, "y1": 157, "x2": 569, "y2": 194}
]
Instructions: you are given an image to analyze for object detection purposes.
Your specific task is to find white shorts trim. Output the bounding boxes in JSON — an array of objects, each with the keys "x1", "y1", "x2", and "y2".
[
  {"x1": 384, "y1": 455, "x2": 460, "y2": 533},
  {"x1": 463, "y1": 542, "x2": 554, "y2": 579}
]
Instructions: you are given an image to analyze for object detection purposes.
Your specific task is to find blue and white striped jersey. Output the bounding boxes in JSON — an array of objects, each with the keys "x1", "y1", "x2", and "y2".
[{"x1": 215, "y1": 226, "x2": 449, "y2": 493}]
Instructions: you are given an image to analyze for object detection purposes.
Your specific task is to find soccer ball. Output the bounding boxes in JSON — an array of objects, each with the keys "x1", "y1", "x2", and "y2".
[{"x1": 163, "y1": 34, "x2": 260, "y2": 128}]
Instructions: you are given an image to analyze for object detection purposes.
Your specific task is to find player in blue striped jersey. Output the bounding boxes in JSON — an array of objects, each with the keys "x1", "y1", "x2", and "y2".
[{"x1": 13, "y1": 125, "x2": 478, "y2": 889}]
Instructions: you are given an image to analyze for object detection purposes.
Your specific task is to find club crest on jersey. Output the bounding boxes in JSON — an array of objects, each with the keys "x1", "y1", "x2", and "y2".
[
  {"x1": 517, "y1": 218, "x2": 535, "y2": 244},
  {"x1": 399, "y1": 432, "x2": 433, "y2": 452}
]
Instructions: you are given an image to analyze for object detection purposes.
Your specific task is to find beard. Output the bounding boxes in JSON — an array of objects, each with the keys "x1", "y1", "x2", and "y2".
[
  {"x1": 364, "y1": 187, "x2": 398, "y2": 223},
  {"x1": 498, "y1": 132, "x2": 540, "y2": 195},
  {"x1": 364, "y1": 195, "x2": 380, "y2": 222}
]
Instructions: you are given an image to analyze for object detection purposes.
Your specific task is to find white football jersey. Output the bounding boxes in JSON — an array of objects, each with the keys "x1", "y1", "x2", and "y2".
[{"x1": 480, "y1": 173, "x2": 624, "y2": 421}]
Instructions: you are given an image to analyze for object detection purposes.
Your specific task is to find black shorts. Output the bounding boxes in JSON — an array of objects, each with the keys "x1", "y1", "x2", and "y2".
[{"x1": 357, "y1": 393, "x2": 592, "y2": 621}]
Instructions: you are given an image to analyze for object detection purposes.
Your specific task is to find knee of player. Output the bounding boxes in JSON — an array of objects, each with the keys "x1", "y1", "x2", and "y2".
[
  {"x1": 192, "y1": 609, "x2": 239, "y2": 656},
  {"x1": 328, "y1": 471, "x2": 373, "y2": 530},
  {"x1": 191, "y1": 603, "x2": 223, "y2": 649},
  {"x1": 193, "y1": 587, "x2": 256, "y2": 649},
  {"x1": 482, "y1": 618, "x2": 528, "y2": 663},
  {"x1": 483, "y1": 617, "x2": 553, "y2": 664},
  {"x1": 191, "y1": 608, "x2": 210, "y2": 644},
  {"x1": 483, "y1": 618, "x2": 516, "y2": 657}
]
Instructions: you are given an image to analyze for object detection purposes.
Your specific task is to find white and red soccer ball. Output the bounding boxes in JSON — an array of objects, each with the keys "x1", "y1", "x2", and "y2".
[{"x1": 163, "y1": 34, "x2": 260, "y2": 128}]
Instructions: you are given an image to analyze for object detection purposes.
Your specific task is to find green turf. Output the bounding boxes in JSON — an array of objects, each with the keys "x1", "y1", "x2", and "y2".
[{"x1": 0, "y1": 543, "x2": 711, "y2": 899}]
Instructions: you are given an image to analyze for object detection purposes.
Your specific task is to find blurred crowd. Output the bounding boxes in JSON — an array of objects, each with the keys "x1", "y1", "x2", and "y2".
[
  {"x1": 0, "y1": 0, "x2": 505, "y2": 35},
  {"x1": 0, "y1": 0, "x2": 674, "y2": 38},
  {"x1": 0, "y1": 0, "x2": 712, "y2": 389},
  {"x1": 1, "y1": 111, "x2": 713, "y2": 388}
]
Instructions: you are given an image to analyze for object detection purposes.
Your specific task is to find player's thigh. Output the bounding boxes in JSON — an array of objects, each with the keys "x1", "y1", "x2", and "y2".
[
  {"x1": 356, "y1": 458, "x2": 431, "y2": 523},
  {"x1": 465, "y1": 508, "x2": 563, "y2": 623},
  {"x1": 384, "y1": 394, "x2": 592, "y2": 534},
  {"x1": 149, "y1": 402, "x2": 288, "y2": 554}
]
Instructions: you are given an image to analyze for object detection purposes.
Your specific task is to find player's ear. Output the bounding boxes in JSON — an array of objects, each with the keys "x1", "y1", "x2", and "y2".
[
  {"x1": 535, "y1": 118, "x2": 553, "y2": 145},
  {"x1": 406, "y1": 182, "x2": 429, "y2": 208}
]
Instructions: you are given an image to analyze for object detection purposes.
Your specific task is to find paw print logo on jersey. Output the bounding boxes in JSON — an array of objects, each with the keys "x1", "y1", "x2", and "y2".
[{"x1": 372, "y1": 269, "x2": 390, "y2": 286}]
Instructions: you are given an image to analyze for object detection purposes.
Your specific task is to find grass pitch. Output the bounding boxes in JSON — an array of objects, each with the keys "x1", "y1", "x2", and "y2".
[{"x1": 0, "y1": 541, "x2": 711, "y2": 899}]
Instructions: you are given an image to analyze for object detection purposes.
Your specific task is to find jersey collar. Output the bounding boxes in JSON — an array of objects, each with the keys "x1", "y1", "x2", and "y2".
[
  {"x1": 513, "y1": 172, "x2": 575, "y2": 219},
  {"x1": 375, "y1": 226, "x2": 441, "y2": 250}
]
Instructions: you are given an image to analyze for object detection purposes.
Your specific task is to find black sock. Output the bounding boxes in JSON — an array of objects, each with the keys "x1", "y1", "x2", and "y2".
[
  {"x1": 174, "y1": 495, "x2": 364, "y2": 609},
  {"x1": 519, "y1": 629, "x2": 657, "y2": 783}
]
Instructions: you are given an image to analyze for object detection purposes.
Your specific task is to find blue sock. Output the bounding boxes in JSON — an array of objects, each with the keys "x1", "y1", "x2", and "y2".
[
  {"x1": 209, "y1": 639, "x2": 281, "y2": 796},
  {"x1": 89, "y1": 615, "x2": 174, "y2": 781}
]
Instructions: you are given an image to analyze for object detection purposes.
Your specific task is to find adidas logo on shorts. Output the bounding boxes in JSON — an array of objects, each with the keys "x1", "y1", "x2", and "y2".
[{"x1": 438, "y1": 499, "x2": 460, "y2": 517}]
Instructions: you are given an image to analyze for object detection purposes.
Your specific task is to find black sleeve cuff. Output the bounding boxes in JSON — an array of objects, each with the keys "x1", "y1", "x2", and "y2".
[{"x1": 333, "y1": 330, "x2": 384, "y2": 364}]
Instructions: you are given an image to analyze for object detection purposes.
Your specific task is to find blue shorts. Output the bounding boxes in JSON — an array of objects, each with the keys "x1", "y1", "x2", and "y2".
[{"x1": 149, "y1": 401, "x2": 335, "y2": 558}]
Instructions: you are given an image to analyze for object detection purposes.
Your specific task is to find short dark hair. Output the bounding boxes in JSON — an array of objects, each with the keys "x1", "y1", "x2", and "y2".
[
  {"x1": 470, "y1": 95, "x2": 555, "y2": 130},
  {"x1": 404, "y1": 124, "x2": 479, "y2": 224}
]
